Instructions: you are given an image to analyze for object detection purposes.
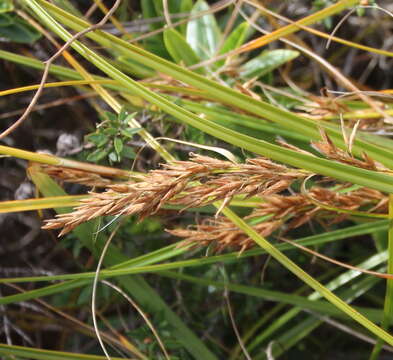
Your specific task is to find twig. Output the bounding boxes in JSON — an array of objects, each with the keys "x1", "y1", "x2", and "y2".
[
  {"x1": 162, "y1": 0, "x2": 172, "y2": 27},
  {"x1": 102, "y1": 280, "x2": 170, "y2": 360},
  {"x1": 91, "y1": 222, "x2": 122, "y2": 360},
  {"x1": 223, "y1": 285, "x2": 252, "y2": 360},
  {"x1": 304, "y1": 309, "x2": 393, "y2": 353},
  {"x1": 326, "y1": 8, "x2": 356, "y2": 49}
]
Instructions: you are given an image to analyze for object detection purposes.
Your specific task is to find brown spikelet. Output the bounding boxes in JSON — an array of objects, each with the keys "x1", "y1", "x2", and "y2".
[
  {"x1": 169, "y1": 185, "x2": 387, "y2": 252},
  {"x1": 167, "y1": 217, "x2": 282, "y2": 253},
  {"x1": 42, "y1": 154, "x2": 307, "y2": 235},
  {"x1": 311, "y1": 129, "x2": 387, "y2": 171}
]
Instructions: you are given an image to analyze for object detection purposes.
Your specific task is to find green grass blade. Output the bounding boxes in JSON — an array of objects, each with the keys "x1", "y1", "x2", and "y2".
[
  {"x1": 369, "y1": 194, "x2": 393, "y2": 359},
  {"x1": 0, "y1": 343, "x2": 129, "y2": 360},
  {"x1": 0, "y1": 195, "x2": 85, "y2": 213},
  {"x1": 254, "y1": 274, "x2": 383, "y2": 358}
]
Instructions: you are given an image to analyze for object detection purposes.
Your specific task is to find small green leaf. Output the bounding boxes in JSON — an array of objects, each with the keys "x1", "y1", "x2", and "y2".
[
  {"x1": 101, "y1": 111, "x2": 117, "y2": 122},
  {"x1": 120, "y1": 127, "x2": 141, "y2": 138},
  {"x1": 240, "y1": 49, "x2": 300, "y2": 79},
  {"x1": 0, "y1": 15, "x2": 41, "y2": 43},
  {"x1": 86, "y1": 148, "x2": 108, "y2": 162},
  {"x1": 216, "y1": 22, "x2": 250, "y2": 67},
  {"x1": 108, "y1": 151, "x2": 120, "y2": 163},
  {"x1": 114, "y1": 137, "x2": 123, "y2": 154},
  {"x1": 121, "y1": 145, "x2": 136, "y2": 159},
  {"x1": 118, "y1": 106, "x2": 128, "y2": 122},
  {"x1": 186, "y1": 0, "x2": 221, "y2": 60},
  {"x1": 103, "y1": 128, "x2": 117, "y2": 136},
  {"x1": 164, "y1": 28, "x2": 202, "y2": 69},
  {"x1": 85, "y1": 133, "x2": 108, "y2": 147},
  {"x1": 124, "y1": 112, "x2": 137, "y2": 123}
]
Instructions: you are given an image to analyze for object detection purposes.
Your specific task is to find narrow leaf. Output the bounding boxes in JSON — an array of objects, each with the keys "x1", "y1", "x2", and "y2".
[
  {"x1": 216, "y1": 22, "x2": 250, "y2": 67},
  {"x1": 164, "y1": 28, "x2": 202, "y2": 69},
  {"x1": 186, "y1": 0, "x2": 221, "y2": 60},
  {"x1": 240, "y1": 49, "x2": 300, "y2": 79}
]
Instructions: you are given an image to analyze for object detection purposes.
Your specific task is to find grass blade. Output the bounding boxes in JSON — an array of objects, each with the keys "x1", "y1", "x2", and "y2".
[{"x1": 369, "y1": 194, "x2": 393, "y2": 359}]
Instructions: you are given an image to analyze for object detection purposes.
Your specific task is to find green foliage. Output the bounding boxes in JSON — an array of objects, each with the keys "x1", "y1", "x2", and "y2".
[
  {"x1": 0, "y1": 12, "x2": 41, "y2": 43},
  {"x1": 116, "y1": 56, "x2": 156, "y2": 78},
  {"x1": 312, "y1": 0, "x2": 334, "y2": 28},
  {"x1": 3, "y1": 0, "x2": 393, "y2": 359},
  {"x1": 164, "y1": 28, "x2": 202, "y2": 69},
  {"x1": 85, "y1": 108, "x2": 140, "y2": 164},
  {"x1": 0, "y1": 0, "x2": 13, "y2": 13},
  {"x1": 240, "y1": 49, "x2": 300, "y2": 80},
  {"x1": 186, "y1": 0, "x2": 221, "y2": 60},
  {"x1": 0, "y1": 1, "x2": 41, "y2": 43},
  {"x1": 216, "y1": 22, "x2": 250, "y2": 67}
]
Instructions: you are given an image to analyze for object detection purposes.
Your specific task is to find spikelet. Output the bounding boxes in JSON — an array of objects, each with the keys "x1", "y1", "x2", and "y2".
[
  {"x1": 168, "y1": 186, "x2": 387, "y2": 252},
  {"x1": 312, "y1": 129, "x2": 388, "y2": 171},
  {"x1": 42, "y1": 154, "x2": 306, "y2": 235}
]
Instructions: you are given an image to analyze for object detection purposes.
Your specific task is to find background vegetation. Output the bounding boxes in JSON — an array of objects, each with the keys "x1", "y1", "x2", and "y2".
[{"x1": 2, "y1": 0, "x2": 393, "y2": 359}]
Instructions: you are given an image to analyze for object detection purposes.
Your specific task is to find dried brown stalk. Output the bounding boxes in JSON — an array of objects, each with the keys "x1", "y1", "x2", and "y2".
[{"x1": 42, "y1": 154, "x2": 306, "y2": 236}]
